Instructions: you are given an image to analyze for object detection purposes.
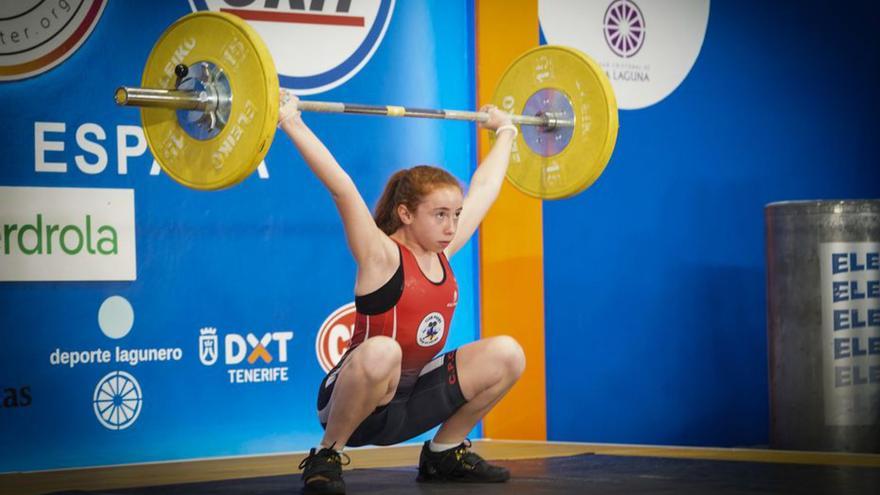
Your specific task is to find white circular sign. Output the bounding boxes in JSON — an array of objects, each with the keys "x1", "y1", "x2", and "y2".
[
  {"x1": 190, "y1": 0, "x2": 395, "y2": 95},
  {"x1": 98, "y1": 295, "x2": 134, "y2": 340},
  {"x1": 0, "y1": 0, "x2": 107, "y2": 81},
  {"x1": 539, "y1": 0, "x2": 710, "y2": 109}
]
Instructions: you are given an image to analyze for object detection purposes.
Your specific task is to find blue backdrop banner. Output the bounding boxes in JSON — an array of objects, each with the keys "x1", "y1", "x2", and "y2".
[{"x1": 0, "y1": 0, "x2": 479, "y2": 472}]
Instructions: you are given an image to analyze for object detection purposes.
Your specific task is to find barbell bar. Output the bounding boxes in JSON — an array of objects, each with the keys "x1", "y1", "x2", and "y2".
[
  {"x1": 115, "y1": 85, "x2": 574, "y2": 130},
  {"x1": 114, "y1": 11, "x2": 619, "y2": 198}
]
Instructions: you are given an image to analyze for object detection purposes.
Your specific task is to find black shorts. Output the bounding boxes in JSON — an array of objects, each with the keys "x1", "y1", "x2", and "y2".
[{"x1": 316, "y1": 350, "x2": 466, "y2": 447}]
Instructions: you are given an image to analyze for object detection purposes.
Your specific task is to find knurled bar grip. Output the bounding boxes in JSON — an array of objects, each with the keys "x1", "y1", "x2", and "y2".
[{"x1": 115, "y1": 86, "x2": 573, "y2": 129}]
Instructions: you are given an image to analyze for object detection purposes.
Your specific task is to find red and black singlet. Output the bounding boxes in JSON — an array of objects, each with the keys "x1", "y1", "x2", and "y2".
[{"x1": 351, "y1": 241, "x2": 458, "y2": 391}]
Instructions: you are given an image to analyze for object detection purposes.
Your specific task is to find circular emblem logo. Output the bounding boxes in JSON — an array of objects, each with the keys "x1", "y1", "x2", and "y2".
[
  {"x1": 539, "y1": 0, "x2": 710, "y2": 109},
  {"x1": 416, "y1": 312, "x2": 444, "y2": 347},
  {"x1": 190, "y1": 0, "x2": 395, "y2": 95},
  {"x1": 603, "y1": 0, "x2": 645, "y2": 58},
  {"x1": 316, "y1": 302, "x2": 356, "y2": 372},
  {"x1": 93, "y1": 370, "x2": 143, "y2": 431},
  {"x1": 0, "y1": 0, "x2": 107, "y2": 81}
]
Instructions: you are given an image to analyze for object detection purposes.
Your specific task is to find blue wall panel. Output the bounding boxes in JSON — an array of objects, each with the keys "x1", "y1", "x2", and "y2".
[
  {"x1": 0, "y1": 1, "x2": 478, "y2": 471},
  {"x1": 544, "y1": 0, "x2": 880, "y2": 446}
]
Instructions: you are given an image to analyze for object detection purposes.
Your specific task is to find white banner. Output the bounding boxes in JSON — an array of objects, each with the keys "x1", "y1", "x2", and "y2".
[{"x1": 0, "y1": 186, "x2": 136, "y2": 281}]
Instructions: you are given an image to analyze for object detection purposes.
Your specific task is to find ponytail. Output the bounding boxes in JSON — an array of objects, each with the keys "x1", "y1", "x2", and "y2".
[{"x1": 373, "y1": 170, "x2": 409, "y2": 235}]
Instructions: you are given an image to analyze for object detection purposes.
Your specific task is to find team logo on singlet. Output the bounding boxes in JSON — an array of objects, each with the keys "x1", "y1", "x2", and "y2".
[{"x1": 416, "y1": 312, "x2": 444, "y2": 347}]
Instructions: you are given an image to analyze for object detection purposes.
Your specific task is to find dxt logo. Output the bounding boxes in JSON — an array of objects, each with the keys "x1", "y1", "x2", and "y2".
[{"x1": 199, "y1": 327, "x2": 293, "y2": 366}]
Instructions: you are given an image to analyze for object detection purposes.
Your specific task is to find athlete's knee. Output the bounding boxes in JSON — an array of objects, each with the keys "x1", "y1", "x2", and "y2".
[
  {"x1": 489, "y1": 335, "x2": 526, "y2": 378},
  {"x1": 352, "y1": 336, "x2": 401, "y2": 382}
]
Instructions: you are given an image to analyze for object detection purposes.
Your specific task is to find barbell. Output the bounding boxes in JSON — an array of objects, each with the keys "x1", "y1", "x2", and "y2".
[{"x1": 115, "y1": 11, "x2": 618, "y2": 199}]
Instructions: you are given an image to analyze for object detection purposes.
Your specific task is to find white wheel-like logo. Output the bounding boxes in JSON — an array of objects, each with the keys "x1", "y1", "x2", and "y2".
[{"x1": 93, "y1": 371, "x2": 143, "y2": 430}]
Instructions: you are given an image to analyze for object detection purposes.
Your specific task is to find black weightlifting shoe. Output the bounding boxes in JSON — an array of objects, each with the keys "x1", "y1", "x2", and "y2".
[
  {"x1": 417, "y1": 440, "x2": 510, "y2": 483},
  {"x1": 299, "y1": 446, "x2": 349, "y2": 494}
]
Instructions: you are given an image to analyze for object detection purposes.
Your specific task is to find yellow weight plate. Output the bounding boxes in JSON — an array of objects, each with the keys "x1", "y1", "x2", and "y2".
[
  {"x1": 492, "y1": 46, "x2": 618, "y2": 199},
  {"x1": 141, "y1": 12, "x2": 279, "y2": 190}
]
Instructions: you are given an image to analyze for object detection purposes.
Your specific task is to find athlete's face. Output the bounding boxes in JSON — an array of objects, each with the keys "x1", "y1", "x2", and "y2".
[{"x1": 402, "y1": 186, "x2": 463, "y2": 252}]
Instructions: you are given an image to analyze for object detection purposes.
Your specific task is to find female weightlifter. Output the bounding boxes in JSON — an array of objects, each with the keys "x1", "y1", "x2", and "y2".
[{"x1": 278, "y1": 90, "x2": 526, "y2": 495}]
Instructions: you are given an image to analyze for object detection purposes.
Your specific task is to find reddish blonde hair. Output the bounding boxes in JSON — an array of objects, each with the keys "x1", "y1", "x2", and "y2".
[{"x1": 374, "y1": 165, "x2": 462, "y2": 235}]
